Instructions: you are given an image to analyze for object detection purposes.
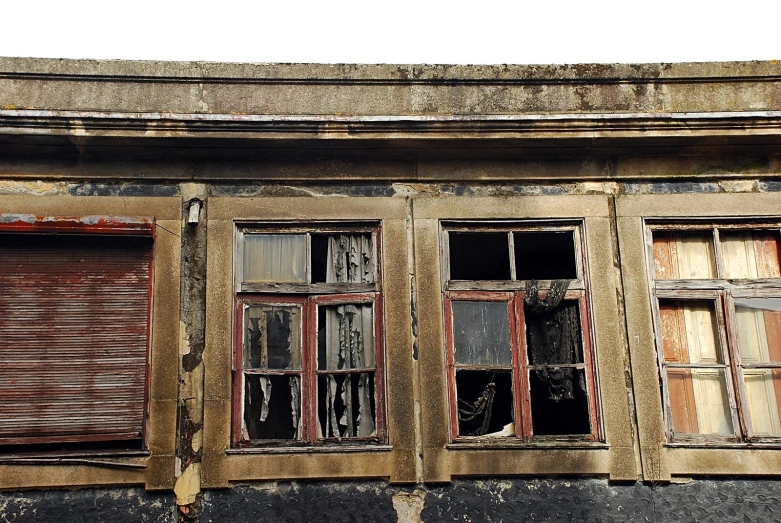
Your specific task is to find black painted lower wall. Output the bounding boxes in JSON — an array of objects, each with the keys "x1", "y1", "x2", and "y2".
[{"x1": 2, "y1": 479, "x2": 781, "y2": 522}]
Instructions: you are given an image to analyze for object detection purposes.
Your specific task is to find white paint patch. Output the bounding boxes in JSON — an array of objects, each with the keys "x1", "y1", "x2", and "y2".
[
  {"x1": 174, "y1": 463, "x2": 201, "y2": 505},
  {"x1": 191, "y1": 429, "x2": 203, "y2": 453},
  {"x1": 0, "y1": 180, "x2": 68, "y2": 195},
  {"x1": 392, "y1": 489, "x2": 426, "y2": 523}
]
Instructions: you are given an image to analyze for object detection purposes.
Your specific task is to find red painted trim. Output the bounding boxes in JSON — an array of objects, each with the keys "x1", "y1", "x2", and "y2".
[
  {"x1": 0, "y1": 216, "x2": 154, "y2": 236},
  {"x1": 142, "y1": 218, "x2": 156, "y2": 450},
  {"x1": 373, "y1": 293, "x2": 387, "y2": 444},
  {"x1": 0, "y1": 433, "x2": 142, "y2": 446},
  {"x1": 232, "y1": 295, "x2": 308, "y2": 446},
  {"x1": 578, "y1": 292, "x2": 601, "y2": 441},
  {"x1": 514, "y1": 294, "x2": 532, "y2": 440},
  {"x1": 231, "y1": 296, "x2": 244, "y2": 447},
  {"x1": 305, "y1": 297, "x2": 318, "y2": 442},
  {"x1": 443, "y1": 294, "x2": 459, "y2": 439}
]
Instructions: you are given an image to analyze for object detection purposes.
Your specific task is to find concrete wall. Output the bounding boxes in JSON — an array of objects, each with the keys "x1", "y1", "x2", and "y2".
[{"x1": 2, "y1": 59, "x2": 781, "y2": 522}]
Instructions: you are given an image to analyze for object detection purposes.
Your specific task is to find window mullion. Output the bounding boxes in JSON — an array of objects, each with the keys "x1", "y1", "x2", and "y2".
[
  {"x1": 443, "y1": 293, "x2": 460, "y2": 440},
  {"x1": 716, "y1": 289, "x2": 745, "y2": 440},
  {"x1": 578, "y1": 293, "x2": 601, "y2": 441},
  {"x1": 514, "y1": 292, "x2": 533, "y2": 441},
  {"x1": 650, "y1": 293, "x2": 675, "y2": 441},
  {"x1": 713, "y1": 227, "x2": 725, "y2": 280},
  {"x1": 304, "y1": 296, "x2": 318, "y2": 443},
  {"x1": 723, "y1": 289, "x2": 753, "y2": 441},
  {"x1": 508, "y1": 232, "x2": 517, "y2": 282},
  {"x1": 372, "y1": 292, "x2": 387, "y2": 443},
  {"x1": 305, "y1": 233, "x2": 312, "y2": 284}
]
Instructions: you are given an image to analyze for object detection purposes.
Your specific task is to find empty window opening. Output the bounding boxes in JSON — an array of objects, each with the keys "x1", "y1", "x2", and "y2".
[
  {"x1": 318, "y1": 373, "x2": 377, "y2": 439},
  {"x1": 243, "y1": 375, "x2": 301, "y2": 440},
  {"x1": 530, "y1": 369, "x2": 591, "y2": 435},
  {"x1": 456, "y1": 370, "x2": 514, "y2": 436},
  {"x1": 514, "y1": 231, "x2": 577, "y2": 280},
  {"x1": 449, "y1": 232, "x2": 511, "y2": 280},
  {"x1": 311, "y1": 234, "x2": 329, "y2": 283}
]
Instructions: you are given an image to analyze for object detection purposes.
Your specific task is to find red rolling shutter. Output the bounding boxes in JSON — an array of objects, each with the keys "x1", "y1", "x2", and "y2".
[{"x1": 0, "y1": 231, "x2": 153, "y2": 445}]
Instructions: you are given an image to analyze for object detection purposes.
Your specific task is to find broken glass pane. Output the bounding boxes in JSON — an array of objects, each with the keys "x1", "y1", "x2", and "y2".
[
  {"x1": 318, "y1": 303, "x2": 374, "y2": 370},
  {"x1": 455, "y1": 370, "x2": 514, "y2": 436},
  {"x1": 514, "y1": 231, "x2": 577, "y2": 280},
  {"x1": 243, "y1": 374, "x2": 302, "y2": 440},
  {"x1": 244, "y1": 304, "x2": 302, "y2": 369},
  {"x1": 243, "y1": 234, "x2": 307, "y2": 283},
  {"x1": 529, "y1": 368, "x2": 590, "y2": 435},
  {"x1": 449, "y1": 232, "x2": 511, "y2": 280},
  {"x1": 735, "y1": 298, "x2": 781, "y2": 364},
  {"x1": 317, "y1": 372, "x2": 376, "y2": 439},
  {"x1": 452, "y1": 301, "x2": 512, "y2": 366}
]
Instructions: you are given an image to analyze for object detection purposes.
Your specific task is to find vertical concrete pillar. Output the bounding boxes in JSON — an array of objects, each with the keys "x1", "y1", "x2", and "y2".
[{"x1": 174, "y1": 183, "x2": 208, "y2": 521}]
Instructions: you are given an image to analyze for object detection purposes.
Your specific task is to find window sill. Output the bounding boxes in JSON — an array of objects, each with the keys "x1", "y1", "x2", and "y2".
[
  {"x1": 227, "y1": 445, "x2": 393, "y2": 455},
  {"x1": 665, "y1": 442, "x2": 781, "y2": 449},
  {"x1": 446, "y1": 441, "x2": 609, "y2": 451},
  {"x1": 0, "y1": 451, "x2": 150, "y2": 469}
]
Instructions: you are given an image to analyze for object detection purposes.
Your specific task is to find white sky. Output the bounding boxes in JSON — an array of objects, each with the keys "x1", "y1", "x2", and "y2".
[{"x1": 1, "y1": 0, "x2": 780, "y2": 65}]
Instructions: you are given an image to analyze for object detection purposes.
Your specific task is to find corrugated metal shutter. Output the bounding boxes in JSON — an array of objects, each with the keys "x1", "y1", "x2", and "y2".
[{"x1": 0, "y1": 234, "x2": 153, "y2": 445}]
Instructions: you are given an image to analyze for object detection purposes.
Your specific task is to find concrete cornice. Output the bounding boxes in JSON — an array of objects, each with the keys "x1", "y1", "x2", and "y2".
[
  {"x1": 1, "y1": 57, "x2": 780, "y2": 84},
  {"x1": 2, "y1": 109, "x2": 781, "y2": 141}
]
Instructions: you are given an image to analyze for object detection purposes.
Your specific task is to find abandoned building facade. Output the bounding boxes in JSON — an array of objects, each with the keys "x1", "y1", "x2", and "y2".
[{"x1": 1, "y1": 58, "x2": 781, "y2": 522}]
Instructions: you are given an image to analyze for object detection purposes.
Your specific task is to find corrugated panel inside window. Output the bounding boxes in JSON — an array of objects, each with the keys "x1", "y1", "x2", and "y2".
[{"x1": 0, "y1": 234, "x2": 153, "y2": 445}]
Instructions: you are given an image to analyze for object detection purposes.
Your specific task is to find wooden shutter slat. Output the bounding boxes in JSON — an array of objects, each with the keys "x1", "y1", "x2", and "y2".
[{"x1": 0, "y1": 234, "x2": 152, "y2": 444}]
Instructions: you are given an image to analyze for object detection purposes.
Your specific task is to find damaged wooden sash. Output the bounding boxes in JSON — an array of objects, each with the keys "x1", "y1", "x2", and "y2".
[
  {"x1": 443, "y1": 223, "x2": 599, "y2": 442},
  {"x1": 235, "y1": 228, "x2": 382, "y2": 446}
]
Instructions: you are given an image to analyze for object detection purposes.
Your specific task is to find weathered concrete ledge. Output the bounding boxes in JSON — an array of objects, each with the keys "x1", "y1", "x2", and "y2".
[
  {"x1": 1, "y1": 57, "x2": 779, "y2": 82},
  {"x1": 2, "y1": 58, "x2": 780, "y2": 117}
]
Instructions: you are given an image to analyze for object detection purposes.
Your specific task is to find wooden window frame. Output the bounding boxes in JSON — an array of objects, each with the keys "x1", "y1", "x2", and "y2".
[
  {"x1": 0, "y1": 215, "x2": 155, "y2": 449},
  {"x1": 441, "y1": 220, "x2": 601, "y2": 443},
  {"x1": 232, "y1": 222, "x2": 387, "y2": 448},
  {"x1": 646, "y1": 219, "x2": 781, "y2": 444}
]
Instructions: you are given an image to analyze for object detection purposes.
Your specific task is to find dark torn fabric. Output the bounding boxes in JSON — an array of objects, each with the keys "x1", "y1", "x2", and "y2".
[
  {"x1": 524, "y1": 279, "x2": 585, "y2": 401},
  {"x1": 457, "y1": 382, "x2": 496, "y2": 436}
]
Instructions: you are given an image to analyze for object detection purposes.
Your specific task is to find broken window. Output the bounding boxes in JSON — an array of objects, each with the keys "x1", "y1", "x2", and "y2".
[
  {"x1": 0, "y1": 216, "x2": 154, "y2": 450},
  {"x1": 442, "y1": 222, "x2": 600, "y2": 442},
  {"x1": 234, "y1": 224, "x2": 385, "y2": 446},
  {"x1": 649, "y1": 222, "x2": 781, "y2": 442}
]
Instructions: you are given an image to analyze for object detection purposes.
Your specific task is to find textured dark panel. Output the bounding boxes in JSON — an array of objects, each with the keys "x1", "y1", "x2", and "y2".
[
  {"x1": 69, "y1": 183, "x2": 180, "y2": 197},
  {"x1": 0, "y1": 488, "x2": 174, "y2": 523},
  {"x1": 622, "y1": 182, "x2": 721, "y2": 194},
  {"x1": 202, "y1": 483, "x2": 397, "y2": 523},
  {"x1": 422, "y1": 479, "x2": 654, "y2": 523},
  {"x1": 653, "y1": 479, "x2": 781, "y2": 523},
  {"x1": 202, "y1": 479, "x2": 781, "y2": 523},
  {"x1": 759, "y1": 180, "x2": 781, "y2": 193},
  {"x1": 3, "y1": 479, "x2": 781, "y2": 522}
]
